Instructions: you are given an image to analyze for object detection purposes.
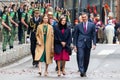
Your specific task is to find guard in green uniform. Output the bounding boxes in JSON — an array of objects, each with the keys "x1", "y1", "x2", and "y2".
[
  {"x1": 54, "y1": 7, "x2": 61, "y2": 21},
  {"x1": 35, "y1": 1, "x2": 40, "y2": 9},
  {"x1": 2, "y1": 6, "x2": 12, "y2": 52},
  {"x1": 21, "y1": 5, "x2": 29, "y2": 44},
  {"x1": 9, "y1": 4, "x2": 19, "y2": 48},
  {"x1": 40, "y1": 2, "x2": 45, "y2": 16},
  {"x1": 28, "y1": 2, "x2": 35, "y2": 20}
]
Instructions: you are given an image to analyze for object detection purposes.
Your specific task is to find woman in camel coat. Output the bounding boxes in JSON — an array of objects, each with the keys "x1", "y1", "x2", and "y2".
[{"x1": 35, "y1": 14, "x2": 54, "y2": 76}]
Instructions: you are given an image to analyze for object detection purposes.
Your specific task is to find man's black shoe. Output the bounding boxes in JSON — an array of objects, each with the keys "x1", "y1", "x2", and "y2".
[
  {"x1": 10, "y1": 46, "x2": 13, "y2": 49},
  {"x1": 3, "y1": 49, "x2": 6, "y2": 52},
  {"x1": 80, "y1": 73, "x2": 87, "y2": 77},
  {"x1": 32, "y1": 62, "x2": 35, "y2": 66},
  {"x1": 35, "y1": 64, "x2": 38, "y2": 68}
]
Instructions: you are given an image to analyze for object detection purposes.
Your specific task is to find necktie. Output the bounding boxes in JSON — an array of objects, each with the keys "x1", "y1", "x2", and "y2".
[{"x1": 84, "y1": 22, "x2": 87, "y2": 32}]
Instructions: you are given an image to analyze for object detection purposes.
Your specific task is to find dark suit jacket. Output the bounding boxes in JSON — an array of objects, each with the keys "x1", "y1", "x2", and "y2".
[
  {"x1": 54, "y1": 25, "x2": 72, "y2": 54},
  {"x1": 17, "y1": 8, "x2": 24, "y2": 22},
  {"x1": 73, "y1": 22, "x2": 96, "y2": 48},
  {"x1": 27, "y1": 17, "x2": 42, "y2": 35}
]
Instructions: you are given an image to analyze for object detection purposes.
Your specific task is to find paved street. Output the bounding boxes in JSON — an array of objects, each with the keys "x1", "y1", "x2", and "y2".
[{"x1": 0, "y1": 44, "x2": 120, "y2": 80}]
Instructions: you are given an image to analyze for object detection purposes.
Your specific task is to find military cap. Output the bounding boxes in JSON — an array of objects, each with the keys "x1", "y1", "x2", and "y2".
[{"x1": 34, "y1": 8, "x2": 39, "y2": 11}]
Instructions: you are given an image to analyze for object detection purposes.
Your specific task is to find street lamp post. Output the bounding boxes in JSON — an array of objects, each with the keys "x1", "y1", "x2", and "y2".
[{"x1": 72, "y1": 0, "x2": 76, "y2": 26}]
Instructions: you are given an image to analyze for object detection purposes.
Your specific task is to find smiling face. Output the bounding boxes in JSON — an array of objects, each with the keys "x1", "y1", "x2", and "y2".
[
  {"x1": 82, "y1": 14, "x2": 88, "y2": 22},
  {"x1": 61, "y1": 18, "x2": 66, "y2": 25}
]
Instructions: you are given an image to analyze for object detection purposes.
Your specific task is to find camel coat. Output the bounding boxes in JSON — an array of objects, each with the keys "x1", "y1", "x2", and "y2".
[{"x1": 35, "y1": 23, "x2": 54, "y2": 64}]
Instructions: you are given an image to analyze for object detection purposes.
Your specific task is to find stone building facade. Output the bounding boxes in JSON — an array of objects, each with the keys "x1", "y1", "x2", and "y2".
[{"x1": 115, "y1": 0, "x2": 120, "y2": 22}]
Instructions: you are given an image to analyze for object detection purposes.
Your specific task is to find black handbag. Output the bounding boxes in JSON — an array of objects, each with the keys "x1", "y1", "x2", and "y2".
[{"x1": 66, "y1": 45, "x2": 72, "y2": 55}]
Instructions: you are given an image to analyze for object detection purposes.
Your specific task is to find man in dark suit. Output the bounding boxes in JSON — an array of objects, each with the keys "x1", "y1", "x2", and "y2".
[
  {"x1": 17, "y1": 3, "x2": 24, "y2": 44},
  {"x1": 27, "y1": 9, "x2": 42, "y2": 67},
  {"x1": 73, "y1": 12, "x2": 96, "y2": 77}
]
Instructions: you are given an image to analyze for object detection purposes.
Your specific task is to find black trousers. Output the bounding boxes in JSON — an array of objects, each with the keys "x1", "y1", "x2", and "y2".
[
  {"x1": 77, "y1": 46, "x2": 91, "y2": 73},
  {"x1": 30, "y1": 32, "x2": 38, "y2": 64},
  {"x1": 18, "y1": 22, "x2": 23, "y2": 43}
]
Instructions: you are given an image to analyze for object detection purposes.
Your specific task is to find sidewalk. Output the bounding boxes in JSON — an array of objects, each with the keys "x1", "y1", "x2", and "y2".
[
  {"x1": 0, "y1": 41, "x2": 31, "y2": 67},
  {"x1": 0, "y1": 41, "x2": 18, "y2": 51}
]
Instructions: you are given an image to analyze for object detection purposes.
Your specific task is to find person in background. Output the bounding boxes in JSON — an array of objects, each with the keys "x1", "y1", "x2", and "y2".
[
  {"x1": 107, "y1": 12, "x2": 116, "y2": 43},
  {"x1": 56, "y1": 7, "x2": 62, "y2": 20},
  {"x1": 116, "y1": 27, "x2": 120, "y2": 44},
  {"x1": 35, "y1": 14, "x2": 54, "y2": 76},
  {"x1": 40, "y1": 2, "x2": 46, "y2": 16},
  {"x1": 65, "y1": 9, "x2": 71, "y2": 27},
  {"x1": 21, "y1": 5, "x2": 29, "y2": 44},
  {"x1": 48, "y1": 11, "x2": 58, "y2": 27},
  {"x1": 54, "y1": 17, "x2": 72, "y2": 76},
  {"x1": 74, "y1": 19, "x2": 79, "y2": 25},
  {"x1": 0, "y1": 8, "x2": 2, "y2": 30},
  {"x1": 88, "y1": 13, "x2": 94, "y2": 23},
  {"x1": 115, "y1": 21, "x2": 120, "y2": 44},
  {"x1": 18, "y1": 3, "x2": 24, "y2": 44},
  {"x1": 28, "y1": 2, "x2": 35, "y2": 19},
  {"x1": 95, "y1": 14, "x2": 104, "y2": 43},
  {"x1": 54, "y1": 6, "x2": 60, "y2": 21},
  {"x1": 72, "y1": 15, "x2": 82, "y2": 39},
  {"x1": 9, "y1": 4, "x2": 19, "y2": 49},
  {"x1": 72, "y1": 19, "x2": 79, "y2": 39},
  {"x1": 1, "y1": 6, "x2": 11, "y2": 52},
  {"x1": 8, "y1": 2, "x2": 14, "y2": 12},
  {"x1": 35, "y1": 1, "x2": 40, "y2": 9},
  {"x1": 104, "y1": 20, "x2": 115, "y2": 44}
]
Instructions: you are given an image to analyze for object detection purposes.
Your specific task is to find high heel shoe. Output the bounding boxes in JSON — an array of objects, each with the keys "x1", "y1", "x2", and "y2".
[
  {"x1": 62, "y1": 68, "x2": 66, "y2": 75},
  {"x1": 44, "y1": 72, "x2": 48, "y2": 76},
  {"x1": 38, "y1": 72, "x2": 42, "y2": 76},
  {"x1": 62, "y1": 71, "x2": 66, "y2": 75},
  {"x1": 58, "y1": 71, "x2": 61, "y2": 77}
]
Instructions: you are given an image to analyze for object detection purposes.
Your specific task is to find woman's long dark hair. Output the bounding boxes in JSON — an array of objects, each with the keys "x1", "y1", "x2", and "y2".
[{"x1": 58, "y1": 17, "x2": 67, "y2": 30}]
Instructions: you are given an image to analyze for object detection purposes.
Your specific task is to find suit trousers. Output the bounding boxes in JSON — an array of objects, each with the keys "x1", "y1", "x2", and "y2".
[
  {"x1": 18, "y1": 22, "x2": 23, "y2": 43},
  {"x1": 30, "y1": 32, "x2": 37, "y2": 64},
  {"x1": 77, "y1": 46, "x2": 91, "y2": 73}
]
